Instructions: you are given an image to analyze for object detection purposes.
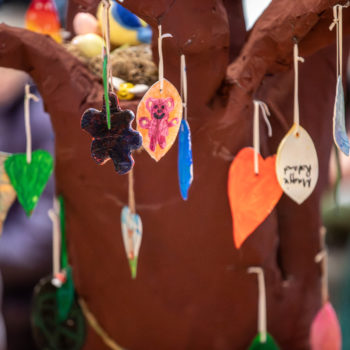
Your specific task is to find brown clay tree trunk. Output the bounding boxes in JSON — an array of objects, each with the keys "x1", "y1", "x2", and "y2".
[{"x1": 0, "y1": 0, "x2": 349, "y2": 349}]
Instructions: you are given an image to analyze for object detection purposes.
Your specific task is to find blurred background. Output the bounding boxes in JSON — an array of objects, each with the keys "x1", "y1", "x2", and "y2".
[
  {"x1": 0, "y1": 1, "x2": 58, "y2": 349},
  {"x1": 1, "y1": 0, "x2": 350, "y2": 349}
]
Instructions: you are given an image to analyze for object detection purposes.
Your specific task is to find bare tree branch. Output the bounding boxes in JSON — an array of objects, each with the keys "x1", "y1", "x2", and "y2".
[
  {"x1": 71, "y1": 0, "x2": 231, "y2": 104},
  {"x1": 226, "y1": 0, "x2": 350, "y2": 96},
  {"x1": 0, "y1": 24, "x2": 101, "y2": 113}
]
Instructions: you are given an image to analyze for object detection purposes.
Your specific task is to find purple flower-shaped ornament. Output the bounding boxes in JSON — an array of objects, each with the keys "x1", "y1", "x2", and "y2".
[{"x1": 81, "y1": 93, "x2": 142, "y2": 174}]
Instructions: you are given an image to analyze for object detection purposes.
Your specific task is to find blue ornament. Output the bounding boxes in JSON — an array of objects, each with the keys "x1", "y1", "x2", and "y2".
[
  {"x1": 333, "y1": 75, "x2": 350, "y2": 156},
  {"x1": 178, "y1": 119, "x2": 193, "y2": 200}
]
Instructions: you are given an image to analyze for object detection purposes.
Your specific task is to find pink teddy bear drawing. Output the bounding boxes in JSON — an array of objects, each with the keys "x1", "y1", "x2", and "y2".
[{"x1": 139, "y1": 97, "x2": 179, "y2": 152}]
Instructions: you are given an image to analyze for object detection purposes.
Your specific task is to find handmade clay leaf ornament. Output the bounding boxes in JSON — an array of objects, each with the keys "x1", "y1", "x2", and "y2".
[
  {"x1": 5, "y1": 146, "x2": 52, "y2": 218},
  {"x1": 6, "y1": 151, "x2": 53, "y2": 216},
  {"x1": 249, "y1": 333, "x2": 280, "y2": 350},
  {"x1": 121, "y1": 205, "x2": 142, "y2": 279},
  {"x1": 310, "y1": 227, "x2": 342, "y2": 350},
  {"x1": 276, "y1": 125, "x2": 318, "y2": 204},
  {"x1": 82, "y1": 4, "x2": 142, "y2": 175},
  {"x1": 31, "y1": 275, "x2": 86, "y2": 350},
  {"x1": 310, "y1": 302, "x2": 342, "y2": 350},
  {"x1": 178, "y1": 120, "x2": 193, "y2": 200},
  {"x1": 25, "y1": 0, "x2": 62, "y2": 43},
  {"x1": 178, "y1": 55, "x2": 193, "y2": 200},
  {"x1": 276, "y1": 44, "x2": 318, "y2": 204},
  {"x1": 81, "y1": 93, "x2": 142, "y2": 174},
  {"x1": 228, "y1": 101, "x2": 282, "y2": 249},
  {"x1": 33, "y1": 199, "x2": 79, "y2": 346},
  {"x1": 330, "y1": 6, "x2": 350, "y2": 156},
  {"x1": 5, "y1": 86, "x2": 53, "y2": 216},
  {"x1": 333, "y1": 77, "x2": 349, "y2": 155},
  {"x1": 137, "y1": 79, "x2": 182, "y2": 161},
  {"x1": 137, "y1": 26, "x2": 182, "y2": 161},
  {"x1": 0, "y1": 152, "x2": 16, "y2": 235},
  {"x1": 248, "y1": 267, "x2": 280, "y2": 350}
]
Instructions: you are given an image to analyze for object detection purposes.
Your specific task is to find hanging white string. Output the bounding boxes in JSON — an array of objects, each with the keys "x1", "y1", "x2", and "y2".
[
  {"x1": 253, "y1": 100, "x2": 272, "y2": 175},
  {"x1": 101, "y1": 0, "x2": 113, "y2": 90},
  {"x1": 127, "y1": 169, "x2": 136, "y2": 260},
  {"x1": 24, "y1": 84, "x2": 39, "y2": 164},
  {"x1": 293, "y1": 43, "x2": 304, "y2": 136},
  {"x1": 315, "y1": 226, "x2": 328, "y2": 306},
  {"x1": 180, "y1": 54, "x2": 188, "y2": 121},
  {"x1": 329, "y1": 3, "x2": 349, "y2": 79},
  {"x1": 48, "y1": 198, "x2": 61, "y2": 285},
  {"x1": 128, "y1": 169, "x2": 136, "y2": 214},
  {"x1": 248, "y1": 267, "x2": 267, "y2": 343},
  {"x1": 158, "y1": 25, "x2": 173, "y2": 93}
]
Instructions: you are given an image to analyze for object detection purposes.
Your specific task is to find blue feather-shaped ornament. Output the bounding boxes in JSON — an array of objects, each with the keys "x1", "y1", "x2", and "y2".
[
  {"x1": 178, "y1": 119, "x2": 193, "y2": 200},
  {"x1": 333, "y1": 75, "x2": 350, "y2": 156}
]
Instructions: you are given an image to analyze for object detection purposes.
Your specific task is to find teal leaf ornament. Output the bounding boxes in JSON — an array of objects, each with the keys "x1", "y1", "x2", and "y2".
[
  {"x1": 56, "y1": 266, "x2": 75, "y2": 323},
  {"x1": 121, "y1": 206, "x2": 142, "y2": 279},
  {"x1": 178, "y1": 119, "x2": 193, "y2": 200},
  {"x1": 248, "y1": 333, "x2": 280, "y2": 350},
  {"x1": 4, "y1": 150, "x2": 53, "y2": 216},
  {"x1": 333, "y1": 76, "x2": 350, "y2": 156}
]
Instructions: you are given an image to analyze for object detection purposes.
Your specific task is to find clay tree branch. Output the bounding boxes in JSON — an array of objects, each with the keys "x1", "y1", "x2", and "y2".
[
  {"x1": 0, "y1": 24, "x2": 101, "y2": 114},
  {"x1": 1, "y1": 0, "x2": 348, "y2": 118},
  {"x1": 71, "y1": 0, "x2": 232, "y2": 105},
  {"x1": 226, "y1": 0, "x2": 350, "y2": 97},
  {"x1": 74, "y1": 0, "x2": 350, "y2": 106}
]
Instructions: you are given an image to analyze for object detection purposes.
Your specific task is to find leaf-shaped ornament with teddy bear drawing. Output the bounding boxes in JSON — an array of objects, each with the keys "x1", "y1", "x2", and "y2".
[{"x1": 136, "y1": 79, "x2": 182, "y2": 161}]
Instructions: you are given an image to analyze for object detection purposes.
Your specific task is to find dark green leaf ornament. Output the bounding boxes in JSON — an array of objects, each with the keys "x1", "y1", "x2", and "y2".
[{"x1": 31, "y1": 276, "x2": 86, "y2": 350}]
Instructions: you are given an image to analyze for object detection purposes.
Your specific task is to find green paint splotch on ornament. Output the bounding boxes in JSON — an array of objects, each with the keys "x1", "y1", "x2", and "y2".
[
  {"x1": 4, "y1": 150, "x2": 53, "y2": 216},
  {"x1": 248, "y1": 333, "x2": 280, "y2": 350},
  {"x1": 129, "y1": 257, "x2": 138, "y2": 279}
]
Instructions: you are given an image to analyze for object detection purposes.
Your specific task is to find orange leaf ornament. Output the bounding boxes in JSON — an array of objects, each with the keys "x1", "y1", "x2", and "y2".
[
  {"x1": 136, "y1": 79, "x2": 182, "y2": 161},
  {"x1": 310, "y1": 302, "x2": 342, "y2": 350},
  {"x1": 228, "y1": 148, "x2": 282, "y2": 248}
]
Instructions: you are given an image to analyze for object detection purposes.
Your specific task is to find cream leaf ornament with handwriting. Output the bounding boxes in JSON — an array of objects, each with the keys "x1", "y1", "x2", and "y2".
[
  {"x1": 276, "y1": 124, "x2": 318, "y2": 204},
  {"x1": 276, "y1": 43, "x2": 319, "y2": 204}
]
